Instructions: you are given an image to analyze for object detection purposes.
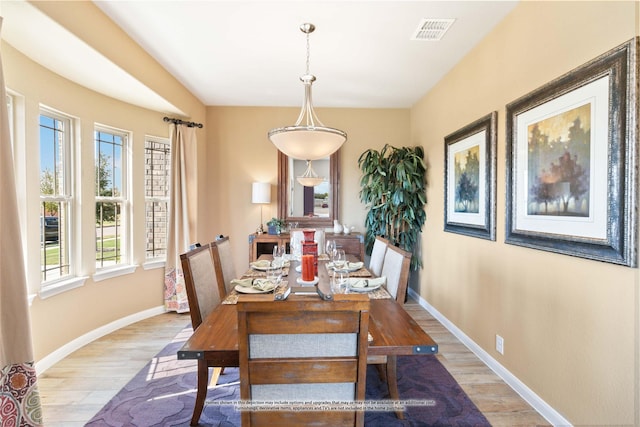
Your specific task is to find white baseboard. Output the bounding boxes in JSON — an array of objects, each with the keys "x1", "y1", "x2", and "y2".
[
  {"x1": 408, "y1": 288, "x2": 572, "y2": 427},
  {"x1": 35, "y1": 305, "x2": 167, "y2": 374}
]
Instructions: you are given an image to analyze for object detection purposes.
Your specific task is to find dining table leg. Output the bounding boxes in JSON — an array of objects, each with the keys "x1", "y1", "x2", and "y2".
[
  {"x1": 191, "y1": 360, "x2": 209, "y2": 426},
  {"x1": 386, "y1": 355, "x2": 404, "y2": 420}
]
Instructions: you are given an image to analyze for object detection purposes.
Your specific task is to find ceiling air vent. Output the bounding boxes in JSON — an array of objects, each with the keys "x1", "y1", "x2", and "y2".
[{"x1": 411, "y1": 18, "x2": 455, "y2": 41}]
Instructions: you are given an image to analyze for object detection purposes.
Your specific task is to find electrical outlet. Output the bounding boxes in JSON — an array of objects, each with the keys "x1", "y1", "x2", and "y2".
[{"x1": 496, "y1": 334, "x2": 504, "y2": 355}]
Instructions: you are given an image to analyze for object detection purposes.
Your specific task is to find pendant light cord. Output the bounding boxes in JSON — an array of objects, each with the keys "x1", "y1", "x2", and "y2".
[{"x1": 305, "y1": 30, "x2": 311, "y2": 75}]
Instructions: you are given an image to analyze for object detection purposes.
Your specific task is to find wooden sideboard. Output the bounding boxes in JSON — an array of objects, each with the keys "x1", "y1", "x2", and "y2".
[{"x1": 248, "y1": 232, "x2": 365, "y2": 262}]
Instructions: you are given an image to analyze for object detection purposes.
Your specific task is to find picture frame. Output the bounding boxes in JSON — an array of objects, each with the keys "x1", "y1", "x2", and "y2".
[
  {"x1": 444, "y1": 111, "x2": 497, "y2": 240},
  {"x1": 505, "y1": 38, "x2": 638, "y2": 267}
]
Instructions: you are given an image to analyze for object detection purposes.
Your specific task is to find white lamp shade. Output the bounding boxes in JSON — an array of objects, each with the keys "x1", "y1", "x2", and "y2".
[{"x1": 252, "y1": 182, "x2": 271, "y2": 204}]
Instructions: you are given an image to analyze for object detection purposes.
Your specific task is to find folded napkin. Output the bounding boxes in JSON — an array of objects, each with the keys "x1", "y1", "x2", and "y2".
[
  {"x1": 251, "y1": 259, "x2": 291, "y2": 269},
  {"x1": 230, "y1": 278, "x2": 254, "y2": 288},
  {"x1": 231, "y1": 277, "x2": 277, "y2": 292},
  {"x1": 250, "y1": 260, "x2": 271, "y2": 269},
  {"x1": 271, "y1": 259, "x2": 290, "y2": 268},
  {"x1": 347, "y1": 261, "x2": 364, "y2": 270},
  {"x1": 348, "y1": 276, "x2": 386, "y2": 288},
  {"x1": 327, "y1": 261, "x2": 363, "y2": 270},
  {"x1": 252, "y1": 279, "x2": 277, "y2": 291}
]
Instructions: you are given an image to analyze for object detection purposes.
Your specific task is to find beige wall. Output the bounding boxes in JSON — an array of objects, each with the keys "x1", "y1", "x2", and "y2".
[
  {"x1": 412, "y1": 1, "x2": 639, "y2": 424},
  {"x1": 204, "y1": 106, "x2": 410, "y2": 270}
]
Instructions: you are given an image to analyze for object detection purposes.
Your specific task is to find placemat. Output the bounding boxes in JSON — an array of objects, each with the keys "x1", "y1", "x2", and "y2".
[
  {"x1": 241, "y1": 267, "x2": 289, "y2": 278},
  {"x1": 365, "y1": 286, "x2": 392, "y2": 300},
  {"x1": 222, "y1": 282, "x2": 390, "y2": 304},
  {"x1": 222, "y1": 282, "x2": 289, "y2": 305},
  {"x1": 324, "y1": 264, "x2": 373, "y2": 278}
]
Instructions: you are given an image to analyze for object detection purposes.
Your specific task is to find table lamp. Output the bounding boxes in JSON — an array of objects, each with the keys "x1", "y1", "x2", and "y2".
[{"x1": 252, "y1": 182, "x2": 271, "y2": 234}]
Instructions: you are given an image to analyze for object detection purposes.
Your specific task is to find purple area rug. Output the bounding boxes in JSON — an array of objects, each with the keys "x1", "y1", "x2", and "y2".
[{"x1": 86, "y1": 326, "x2": 489, "y2": 426}]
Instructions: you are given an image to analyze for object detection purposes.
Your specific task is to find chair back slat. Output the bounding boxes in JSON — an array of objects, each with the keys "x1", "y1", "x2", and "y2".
[
  {"x1": 211, "y1": 236, "x2": 237, "y2": 295},
  {"x1": 249, "y1": 358, "x2": 359, "y2": 384}
]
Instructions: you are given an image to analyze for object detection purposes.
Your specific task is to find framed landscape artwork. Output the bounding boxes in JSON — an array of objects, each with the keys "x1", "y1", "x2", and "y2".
[
  {"x1": 505, "y1": 37, "x2": 638, "y2": 267},
  {"x1": 444, "y1": 112, "x2": 497, "y2": 240}
]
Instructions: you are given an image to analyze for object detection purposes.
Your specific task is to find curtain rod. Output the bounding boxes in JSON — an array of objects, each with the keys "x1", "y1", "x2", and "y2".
[{"x1": 163, "y1": 116, "x2": 203, "y2": 128}]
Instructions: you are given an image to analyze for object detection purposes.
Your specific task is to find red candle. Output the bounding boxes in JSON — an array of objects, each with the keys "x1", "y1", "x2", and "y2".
[{"x1": 302, "y1": 254, "x2": 314, "y2": 281}]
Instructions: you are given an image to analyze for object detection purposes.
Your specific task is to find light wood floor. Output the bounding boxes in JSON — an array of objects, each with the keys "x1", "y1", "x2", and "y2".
[{"x1": 37, "y1": 301, "x2": 551, "y2": 426}]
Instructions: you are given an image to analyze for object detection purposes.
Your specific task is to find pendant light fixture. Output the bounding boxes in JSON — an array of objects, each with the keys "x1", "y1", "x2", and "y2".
[
  {"x1": 268, "y1": 23, "x2": 347, "y2": 161},
  {"x1": 297, "y1": 160, "x2": 325, "y2": 187}
]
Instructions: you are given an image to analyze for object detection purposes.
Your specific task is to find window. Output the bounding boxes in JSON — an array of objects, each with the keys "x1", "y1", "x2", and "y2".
[
  {"x1": 95, "y1": 127, "x2": 129, "y2": 269},
  {"x1": 6, "y1": 94, "x2": 14, "y2": 146},
  {"x1": 144, "y1": 137, "x2": 170, "y2": 261},
  {"x1": 40, "y1": 111, "x2": 73, "y2": 283}
]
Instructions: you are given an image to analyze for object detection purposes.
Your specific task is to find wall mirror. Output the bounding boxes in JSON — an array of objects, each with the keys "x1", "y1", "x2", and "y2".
[{"x1": 278, "y1": 150, "x2": 339, "y2": 229}]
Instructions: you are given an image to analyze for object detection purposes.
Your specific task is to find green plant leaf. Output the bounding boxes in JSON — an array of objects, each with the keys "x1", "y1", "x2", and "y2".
[{"x1": 358, "y1": 143, "x2": 427, "y2": 270}]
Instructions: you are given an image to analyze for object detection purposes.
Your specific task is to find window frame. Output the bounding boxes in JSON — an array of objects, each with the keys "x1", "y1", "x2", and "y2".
[
  {"x1": 93, "y1": 125, "x2": 132, "y2": 273},
  {"x1": 39, "y1": 108, "x2": 75, "y2": 286}
]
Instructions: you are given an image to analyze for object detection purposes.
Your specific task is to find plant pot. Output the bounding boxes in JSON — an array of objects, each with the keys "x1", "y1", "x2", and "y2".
[{"x1": 267, "y1": 225, "x2": 279, "y2": 235}]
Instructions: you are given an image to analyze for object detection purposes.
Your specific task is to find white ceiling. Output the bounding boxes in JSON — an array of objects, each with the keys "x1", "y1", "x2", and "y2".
[{"x1": 1, "y1": 1, "x2": 518, "y2": 113}]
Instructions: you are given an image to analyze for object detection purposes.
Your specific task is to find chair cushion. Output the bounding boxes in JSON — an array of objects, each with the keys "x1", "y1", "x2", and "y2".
[
  {"x1": 249, "y1": 333, "x2": 357, "y2": 358},
  {"x1": 369, "y1": 239, "x2": 387, "y2": 277}
]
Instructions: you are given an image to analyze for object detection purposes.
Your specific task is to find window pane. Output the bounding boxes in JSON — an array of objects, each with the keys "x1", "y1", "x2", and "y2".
[
  {"x1": 95, "y1": 131, "x2": 123, "y2": 197},
  {"x1": 144, "y1": 139, "x2": 170, "y2": 260},
  {"x1": 95, "y1": 201, "x2": 122, "y2": 268},
  {"x1": 41, "y1": 201, "x2": 70, "y2": 282},
  {"x1": 145, "y1": 140, "x2": 170, "y2": 198},
  {"x1": 40, "y1": 115, "x2": 64, "y2": 196},
  {"x1": 145, "y1": 201, "x2": 167, "y2": 258}
]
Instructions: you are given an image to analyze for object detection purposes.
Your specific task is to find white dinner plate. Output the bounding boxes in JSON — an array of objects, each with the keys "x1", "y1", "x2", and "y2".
[
  {"x1": 348, "y1": 283, "x2": 382, "y2": 293},
  {"x1": 234, "y1": 284, "x2": 275, "y2": 294},
  {"x1": 251, "y1": 261, "x2": 290, "y2": 271},
  {"x1": 328, "y1": 263, "x2": 363, "y2": 272},
  {"x1": 250, "y1": 263, "x2": 271, "y2": 271}
]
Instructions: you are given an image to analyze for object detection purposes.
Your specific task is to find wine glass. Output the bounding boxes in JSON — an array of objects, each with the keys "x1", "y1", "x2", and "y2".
[
  {"x1": 272, "y1": 245, "x2": 285, "y2": 267},
  {"x1": 325, "y1": 240, "x2": 336, "y2": 262},
  {"x1": 333, "y1": 249, "x2": 346, "y2": 271},
  {"x1": 266, "y1": 265, "x2": 282, "y2": 286},
  {"x1": 290, "y1": 237, "x2": 302, "y2": 262}
]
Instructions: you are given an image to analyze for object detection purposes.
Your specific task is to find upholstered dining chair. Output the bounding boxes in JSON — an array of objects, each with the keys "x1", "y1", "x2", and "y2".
[
  {"x1": 237, "y1": 295, "x2": 370, "y2": 427},
  {"x1": 180, "y1": 243, "x2": 228, "y2": 426},
  {"x1": 380, "y1": 243, "x2": 412, "y2": 304},
  {"x1": 210, "y1": 236, "x2": 237, "y2": 295},
  {"x1": 368, "y1": 236, "x2": 389, "y2": 277},
  {"x1": 368, "y1": 242, "x2": 412, "y2": 419}
]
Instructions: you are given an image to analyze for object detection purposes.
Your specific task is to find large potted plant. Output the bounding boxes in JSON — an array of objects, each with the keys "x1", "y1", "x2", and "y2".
[{"x1": 358, "y1": 144, "x2": 427, "y2": 269}]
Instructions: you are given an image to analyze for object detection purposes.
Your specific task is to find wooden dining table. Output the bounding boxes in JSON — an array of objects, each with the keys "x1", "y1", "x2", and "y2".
[{"x1": 177, "y1": 254, "x2": 438, "y2": 424}]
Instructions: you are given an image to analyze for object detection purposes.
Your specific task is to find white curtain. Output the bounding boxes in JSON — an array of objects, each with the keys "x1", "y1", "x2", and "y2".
[
  {"x1": 0, "y1": 18, "x2": 44, "y2": 426},
  {"x1": 164, "y1": 123, "x2": 198, "y2": 313}
]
